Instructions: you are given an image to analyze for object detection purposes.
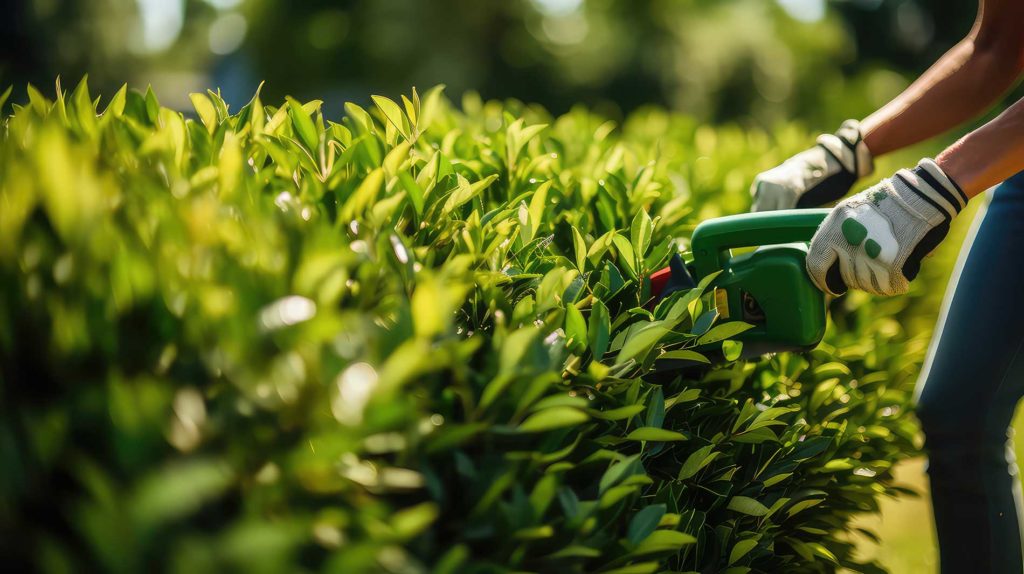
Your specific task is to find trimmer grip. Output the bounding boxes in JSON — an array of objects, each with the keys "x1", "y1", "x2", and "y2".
[{"x1": 690, "y1": 209, "x2": 830, "y2": 279}]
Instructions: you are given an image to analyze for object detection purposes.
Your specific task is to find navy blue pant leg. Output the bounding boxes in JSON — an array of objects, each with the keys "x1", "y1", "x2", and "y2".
[{"x1": 915, "y1": 171, "x2": 1024, "y2": 573}]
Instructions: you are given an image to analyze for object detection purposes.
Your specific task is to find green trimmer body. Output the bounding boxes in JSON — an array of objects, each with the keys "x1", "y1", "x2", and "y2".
[{"x1": 650, "y1": 209, "x2": 831, "y2": 358}]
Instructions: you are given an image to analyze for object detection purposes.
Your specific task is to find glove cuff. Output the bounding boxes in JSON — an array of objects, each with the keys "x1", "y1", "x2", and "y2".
[
  {"x1": 892, "y1": 159, "x2": 968, "y2": 222},
  {"x1": 816, "y1": 119, "x2": 874, "y2": 179}
]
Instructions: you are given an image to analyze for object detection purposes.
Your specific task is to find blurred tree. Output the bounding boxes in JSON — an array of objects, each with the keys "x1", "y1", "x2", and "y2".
[{"x1": 0, "y1": 0, "x2": 993, "y2": 126}]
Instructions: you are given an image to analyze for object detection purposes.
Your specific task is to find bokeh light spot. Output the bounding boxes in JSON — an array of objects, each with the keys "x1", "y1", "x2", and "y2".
[
  {"x1": 205, "y1": 0, "x2": 243, "y2": 10},
  {"x1": 133, "y1": 0, "x2": 185, "y2": 54},
  {"x1": 209, "y1": 13, "x2": 248, "y2": 55},
  {"x1": 776, "y1": 0, "x2": 825, "y2": 23},
  {"x1": 531, "y1": 0, "x2": 583, "y2": 16}
]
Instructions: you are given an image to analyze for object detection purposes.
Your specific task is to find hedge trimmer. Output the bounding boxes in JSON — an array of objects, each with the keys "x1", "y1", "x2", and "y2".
[{"x1": 650, "y1": 208, "x2": 831, "y2": 361}]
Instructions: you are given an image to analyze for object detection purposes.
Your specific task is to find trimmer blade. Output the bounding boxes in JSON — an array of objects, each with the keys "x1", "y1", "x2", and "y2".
[{"x1": 650, "y1": 253, "x2": 697, "y2": 302}]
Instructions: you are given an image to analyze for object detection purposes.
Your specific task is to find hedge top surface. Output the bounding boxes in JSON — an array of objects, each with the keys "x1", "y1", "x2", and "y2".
[{"x1": 0, "y1": 79, "x2": 922, "y2": 573}]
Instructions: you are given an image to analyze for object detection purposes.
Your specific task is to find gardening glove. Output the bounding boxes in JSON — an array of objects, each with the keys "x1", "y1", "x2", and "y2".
[
  {"x1": 750, "y1": 120, "x2": 874, "y2": 212},
  {"x1": 806, "y1": 159, "x2": 968, "y2": 296}
]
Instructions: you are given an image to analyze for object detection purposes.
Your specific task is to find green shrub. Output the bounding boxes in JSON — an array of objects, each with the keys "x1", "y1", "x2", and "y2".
[{"x1": 0, "y1": 79, "x2": 924, "y2": 573}]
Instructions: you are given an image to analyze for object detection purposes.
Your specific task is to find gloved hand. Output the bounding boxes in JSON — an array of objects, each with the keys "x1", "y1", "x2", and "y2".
[
  {"x1": 751, "y1": 120, "x2": 874, "y2": 212},
  {"x1": 806, "y1": 159, "x2": 968, "y2": 296}
]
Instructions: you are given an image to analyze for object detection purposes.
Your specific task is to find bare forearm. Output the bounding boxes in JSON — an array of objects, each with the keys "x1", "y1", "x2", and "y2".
[
  {"x1": 936, "y1": 96, "x2": 1024, "y2": 198},
  {"x1": 861, "y1": 37, "x2": 1022, "y2": 156}
]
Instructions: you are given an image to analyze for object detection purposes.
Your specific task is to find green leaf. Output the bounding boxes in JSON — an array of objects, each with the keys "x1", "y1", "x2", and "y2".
[
  {"x1": 666, "y1": 388, "x2": 701, "y2": 408},
  {"x1": 599, "y1": 455, "x2": 641, "y2": 494},
  {"x1": 691, "y1": 309, "x2": 717, "y2": 336},
  {"x1": 144, "y1": 84, "x2": 160, "y2": 123},
  {"x1": 625, "y1": 427, "x2": 686, "y2": 442},
  {"x1": 748, "y1": 405, "x2": 797, "y2": 430},
  {"x1": 496, "y1": 326, "x2": 541, "y2": 378},
  {"x1": 206, "y1": 89, "x2": 230, "y2": 119},
  {"x1": 132, "y1": 459, "x2": 232, "y2": 528},
  {"x1": 727, "y1": 496, "x2": 770, "y2": 517},
  {"x1": 371, "y1": 94, "x2": 410, "y2": 139},
  {"x1": 246, "y1": 82, "x2": 265, "y2": 135},
  {"x1": 722, "y1": 340, "x2": 743, "y2": 361},
  {"x1": 102, "y1": 84, "x2": 127, "y2": 118},
  {"x1": 412, "y1": 275, "x2": 450, "y2": 338},
  {"x1": 601, "y1": 563, "x2": 660, "y2": 574},
  {"x1": 287, "y1": 97, "x2": 320, "y2": 152},
  {"x1": 402, "y1": 92, "x2": 417, "y2": 125},
  {"x1": 190, "y1": 92, "x2": 218, "y2": 134},
  {"x1": 529, "y1": 473, "x2": 558, "y2": 518},
  {"x1": 630, "y1": 209, "x2": 653, "y2": 258},
  {"x1": 695, "y1": 269, "x2": 722, "y2": 293},
  {"x1": 514, "y1": 525, "x2": 554, "y2": 540},
  {"x1": 564, "y1": 304, "x2": 587, "y2": 354},
  {"x1": 809, "y1": 377, "x2": 840, "y2": 411},
  {"x1": 627, "y1": 504, "x2": 666, "y2": 545},
  {"x1": 444, "y1": 174, "x2": 497, "y2": 214},
  {"x1": 731, "y1": 427, "x2": 779, "y2": 444},
  {"x1": 631, "y1": 530, "x2": 697, "y2": 557},
  {"x1": 814, "y1": 361, "x2": 852, "y2": 379},
  {"x1": 696, "y1": 321, "x2": 754, "y2": 346},
  {"x1": 71, "y1": 76, "x2": 97, "y2": 135},
  {"x1": 507, "y1": 119, "x2": 548, "y2": 169},
  {"x1": 26, "y1": 83, "x2": 49, "y2": 115},
  {"x1": 807, "y1": 542, "x2": 839, "y2": 564},
  {"x1": 678, "y1": 445, "x2": 719, "y2": 480},
  {"x1": 434, "y1": 545, "x2": 469, "y2": 574},
  {"x1": 588, "y1": 299, "x2": 610, "y2": 359},
  {"x1": 821, "y1": 458, "x2": 855, "y2": 472},
  {"x1": 0, "y1": 85, "x2": 12, "y2": 115},
  {"x1": 53, "y1": 77, "x2": 67, "y2": 121},
  {"x1": 658, "y1": 349, "x2": 710, "y2": 363},
  {"x1": 394, "y1": 172, "x2": 423, "y2": 218},
  {"x1": 529, "y1": 393, "x2": 589, "y2": 412},
  {"x1": 391, "y1": 502, "x2": 439, "y2": 539},
  {"x1": 341, "y1": 168, "x2": 384, "y2": 220},
  {"x1": 383, "y1": 140, "x2": 412, "y2": 175},
  {"x1": 729, "y1": 538, "x2": 759, "y2": 565},
  {"x1": 616, "y1": 322, "x2": 669, "y2": 366},
  {"x1": 612, "y1": 233, "x2": 637, "y2": 277},
  {"x1": 526, "y1": 180, "x2": 551, "y2": 242},
  {"x1": 587, "y1": 404, "x2": 645, "y2": 421},
  {"x1": 645, "y1": 387, "x2": 664, "y2": 429},
  {"x1": 786, "y1": 498, "x2": 824, "y2": 517},
  {"x1": 518, "y1": 407, "x2": 589, "y2": 433},
  {"x1": 762, "y1": 472, "x2": 792, "y2": 488},
  {"x1": 546, "y1": 545, "x2": 602, "y2": 560},
  {"x1": 571, "y1": 226, "x2": 587, "y2": 271}
]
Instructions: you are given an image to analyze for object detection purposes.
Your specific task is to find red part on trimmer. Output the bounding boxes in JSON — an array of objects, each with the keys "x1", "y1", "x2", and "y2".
[{"x1": 649, "y1": 265, "x2": 673, "y2": 300}]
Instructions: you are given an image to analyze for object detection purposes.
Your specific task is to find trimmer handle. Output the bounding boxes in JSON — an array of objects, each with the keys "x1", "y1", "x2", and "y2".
[{"x1": 690, "y1": 209, "x2": 830, "y2": 280}]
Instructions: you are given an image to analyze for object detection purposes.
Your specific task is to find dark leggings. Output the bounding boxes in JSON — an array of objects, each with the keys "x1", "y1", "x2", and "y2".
[{"x1": 915, "y1": 170, "x2": 1024, "y2": 573}]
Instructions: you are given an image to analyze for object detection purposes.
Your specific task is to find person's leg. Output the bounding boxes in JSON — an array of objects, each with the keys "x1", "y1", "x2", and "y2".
[{"x1": 915, "y1": 170, "x2": 1024, "y2": 573}]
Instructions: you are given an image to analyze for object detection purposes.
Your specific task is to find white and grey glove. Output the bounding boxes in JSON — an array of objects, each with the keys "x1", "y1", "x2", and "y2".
[
  {"x1": 751, "y1": 120, "x2": 874, "y2": 212},
  {"x1": 806, "y1": 159, "x2": 968, "y2": 296}
]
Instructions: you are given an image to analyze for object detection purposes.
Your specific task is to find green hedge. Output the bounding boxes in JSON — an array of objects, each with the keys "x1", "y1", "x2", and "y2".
[{"x1": 0, "y1": 80, "x2": 924, "y2": 573}]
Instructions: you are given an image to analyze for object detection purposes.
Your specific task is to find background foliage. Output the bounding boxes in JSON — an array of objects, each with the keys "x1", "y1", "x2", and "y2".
[
  {"x1": 1, "y1": 80, "x2": 934, "y2": 573},
  {"x1": 0, "y1": 0, "x2": 990, "y2": 125}
]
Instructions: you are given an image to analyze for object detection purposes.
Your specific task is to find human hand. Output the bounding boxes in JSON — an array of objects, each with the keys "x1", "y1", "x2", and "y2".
[
  {"x1": 751, "y1": 120, "x2": 873, "y2": 212},
  {"x1": 806, "y1": 159, "x2": 967, "y2": 296}
]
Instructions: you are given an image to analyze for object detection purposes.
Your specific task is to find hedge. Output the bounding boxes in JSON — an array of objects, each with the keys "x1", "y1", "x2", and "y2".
[{"x1": 0, "y1": 79, "x2": 926, "y2": 573}]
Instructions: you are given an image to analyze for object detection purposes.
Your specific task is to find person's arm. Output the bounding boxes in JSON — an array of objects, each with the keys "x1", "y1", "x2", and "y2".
[
  {"x1": 860, "y1": 0, "x2": 1024, "y2": 156},
  {"x1": 806, "y1": 96, "x2": 1024, "y2": 297},
  {"x1": 937, "y1": 96, "x2": 1024, "y2": 198},
  {"x1": 750, "y1": 0, "x2": 1024, "y2": 213}
]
